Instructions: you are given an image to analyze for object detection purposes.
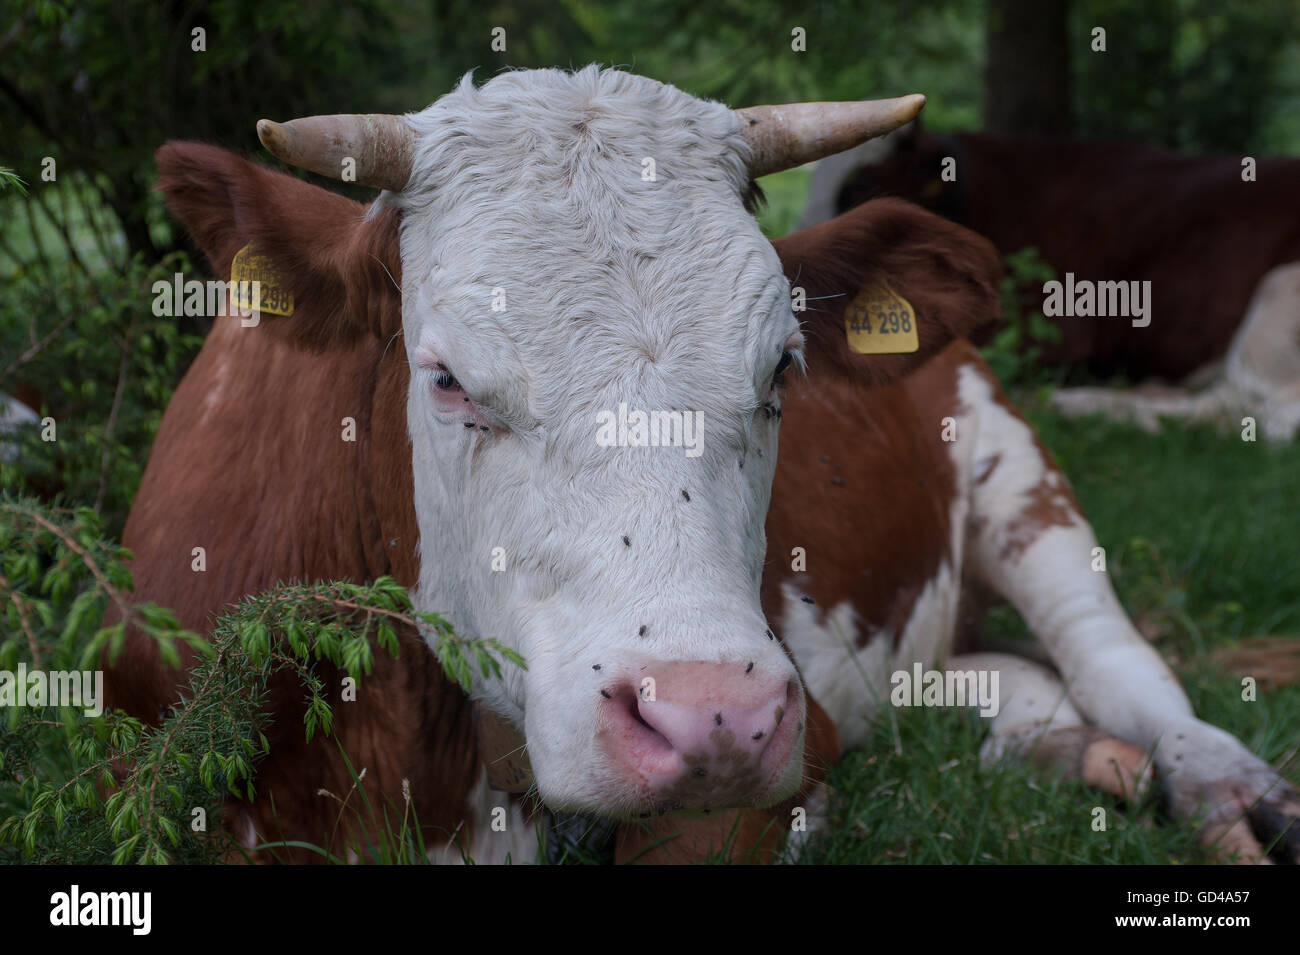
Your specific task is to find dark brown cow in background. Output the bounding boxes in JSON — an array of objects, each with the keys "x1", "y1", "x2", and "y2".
[{"x1": 801, "y1": 128, "x2": 1300, "y2": 439}]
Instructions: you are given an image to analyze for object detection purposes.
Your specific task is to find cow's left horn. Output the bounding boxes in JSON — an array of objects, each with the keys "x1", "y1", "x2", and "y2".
[
  {"x1": 735, "y1": 94, "x2": 926, "y2": 179},
  {"x1": 256, "y1": 113, "x2": 414, "y2": 192}
]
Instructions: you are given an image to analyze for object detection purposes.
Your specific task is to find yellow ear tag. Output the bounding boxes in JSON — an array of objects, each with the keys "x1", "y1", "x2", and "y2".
[
  {"x1": 231, "y1": 244, "x2": 294, "y2": 317},
  {"x1": 845, "y1": 284, "x2": 919, "y2": 354}
]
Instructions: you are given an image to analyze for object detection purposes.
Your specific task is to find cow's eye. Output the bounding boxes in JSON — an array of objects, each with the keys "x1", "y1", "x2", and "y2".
[
  {"x1": 774, "y1": 352, "x2": 793, "y2": 378},
  {"x1": 771, "y1": 330, "x2": 804, "y2": 390},
  {"x1": 771, "y1": 351, "x2": 794, "y2": 388},
  {"x1": 432, "y1": 368, "x2": 462, "y2": 393}
]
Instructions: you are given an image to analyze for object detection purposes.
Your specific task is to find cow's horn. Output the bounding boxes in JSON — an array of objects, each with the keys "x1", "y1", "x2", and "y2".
[
  {"x1": 735, "y1": 94, "x2": 926, "y2": 179},
  {"x1": 256, "y1": 113, "x2": 414, "y2": 192}
]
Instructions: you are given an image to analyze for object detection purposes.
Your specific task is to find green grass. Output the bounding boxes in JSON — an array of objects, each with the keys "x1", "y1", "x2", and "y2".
[
  {"x1": 1028, "y1": 405, "x2": 1300, "y2": 648},
  {"x1": 793, "y1": 406, "x2": 1300, "y2": 865}
]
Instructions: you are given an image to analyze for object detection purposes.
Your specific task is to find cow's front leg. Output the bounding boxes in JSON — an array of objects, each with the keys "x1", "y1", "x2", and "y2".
[
  {"x1": 946, "y1": 652, "x2": 1152, "y2": 801},
  {"x1": 956, "y1": 358, "x2": 1300, "y2": 862}
]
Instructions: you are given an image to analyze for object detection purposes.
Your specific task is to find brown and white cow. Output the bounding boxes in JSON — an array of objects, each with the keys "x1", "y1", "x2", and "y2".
[
  {"x1": 800, "y1": 129, "x2": 1300, "y2": 440},
  {"x1": 110, "y1": 67, "x2": 1299, "y2": 864}
]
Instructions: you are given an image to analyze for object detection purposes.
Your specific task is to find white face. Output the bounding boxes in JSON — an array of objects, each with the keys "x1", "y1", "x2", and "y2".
[{"x1": 391, "y1": 68, "x2": 806, "y2": 816}]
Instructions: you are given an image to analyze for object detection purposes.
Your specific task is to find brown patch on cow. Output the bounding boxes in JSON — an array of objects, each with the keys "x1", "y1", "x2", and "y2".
[
  {"x1": 763, "y1": 341, "x2": 977, "y2": 651},
  {"x1": 997, "y1": 471, "x2": 1080, "y2": 564},
  {"x1": 965, "y1": 355, "x2": 1082, "y2": 565},
  {"x1": 155, "y1": 142, "x2": 403, "y2": 350},
  {"x1": 108, "y1": 147, "x2": 478, "y2": 862}
]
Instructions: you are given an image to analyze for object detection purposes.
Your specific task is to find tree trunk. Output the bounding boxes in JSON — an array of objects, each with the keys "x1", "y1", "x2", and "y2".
[{"x1": 983, "y1": 0, "x2": 1074, "y2": 138}]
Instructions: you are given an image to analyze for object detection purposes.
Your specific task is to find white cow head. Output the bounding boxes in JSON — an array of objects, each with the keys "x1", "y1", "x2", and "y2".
[{"x1": 256, "y1": 67, "x2": 924, "y2": 816}]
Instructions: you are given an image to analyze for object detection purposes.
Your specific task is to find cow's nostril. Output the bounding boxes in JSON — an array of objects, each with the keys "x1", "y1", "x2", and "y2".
[
  {"x1": 605, "y1": 683, "x2": 675, "y2": 763},
  {"x1": 631, "y1": 699, "x2": 655, "y2": 733},
  {"x1": 598, "y1": 662, "x2": 805, "y2": 811}
]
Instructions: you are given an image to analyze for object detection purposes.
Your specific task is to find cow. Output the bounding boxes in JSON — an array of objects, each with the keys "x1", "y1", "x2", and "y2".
[
  {"x1": 798, "y1": 128, "x2": 1300, "y2": 440},
  {"x1": 110, "y1": 67, "x2": 1300, "y2": 864}
]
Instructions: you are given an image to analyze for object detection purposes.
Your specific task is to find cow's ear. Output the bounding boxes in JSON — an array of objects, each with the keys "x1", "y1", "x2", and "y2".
[
  {"x1": 154, "y1": 141, "x2": 401, "y2": 350},
  {"x1": 774, "y1": 198, "x2": 999, "y2": 387}
]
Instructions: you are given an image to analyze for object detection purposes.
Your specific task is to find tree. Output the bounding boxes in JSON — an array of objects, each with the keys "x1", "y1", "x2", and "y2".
[{"x1": 983, "y1": 0, "x2": 1074, "y2": 138}]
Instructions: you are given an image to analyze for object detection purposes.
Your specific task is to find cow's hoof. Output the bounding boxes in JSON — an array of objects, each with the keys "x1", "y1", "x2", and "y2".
[
  {"x1": 1190, "y1": 777, "x2": 1300, "y2": 864},
  {"x1": 1024, "y1": 726, "x2": 1154, "y2": 801},
  {"x1": 1078, "y1": 736, "x2": 1154, "y2": 802}
]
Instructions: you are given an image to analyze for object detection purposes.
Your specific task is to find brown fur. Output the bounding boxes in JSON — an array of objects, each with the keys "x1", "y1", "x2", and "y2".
[
  {"x1": 761, "y1": 348, "x2": 963, "y2": 649},
  {"x1": 774, "y1": 197, "x2": 1000, "y2": 388}
]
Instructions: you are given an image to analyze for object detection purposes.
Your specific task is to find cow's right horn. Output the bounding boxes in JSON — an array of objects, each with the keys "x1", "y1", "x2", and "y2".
[
  {"x1": 735, "y1": 94, "x2": 925, "y2": 179},
  {"x1": 256, "y1": 113, "x2": 414, "y2": 192}
]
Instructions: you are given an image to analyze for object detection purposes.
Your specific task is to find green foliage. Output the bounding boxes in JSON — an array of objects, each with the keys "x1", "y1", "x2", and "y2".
[
  {"x1": 1073, "y1": 0, "x2": 1300, "y2": 153},
  {"x1": 0, "y1": 0, "x2": 414, "y2": 261},
  {"x1": 0, "y1": 496, "x2": 520, "y2": 864},
  {"x1": 0, "y1": 168, "x2": 27, "y2": 196},
  {"x1": 979, "y1": 246, "x2": 1063, "y2": 389},
  {"x1": 755, "y1": 166, "x2": 812, "y2": 238},
  {"x1": 0, "y1": 253, "x2": 204, "y2": 536}
]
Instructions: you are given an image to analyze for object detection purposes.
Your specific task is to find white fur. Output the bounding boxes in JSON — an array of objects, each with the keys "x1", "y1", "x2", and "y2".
[
  {"x1": 427, "y1": 769, "x2": 539, "y2": 865},
  {"x1": 386, "y1": 68, "x2": 802, "y2": 813},
  {"x1": 946, "y1": 651, "x2": 1084, "y2": 763},
  {"x1": 779, "y1": 559, "x2": 963, "y2": 750},
  {"x1": 957, "y1": 363, "x2": 1281, "y2": 808}
]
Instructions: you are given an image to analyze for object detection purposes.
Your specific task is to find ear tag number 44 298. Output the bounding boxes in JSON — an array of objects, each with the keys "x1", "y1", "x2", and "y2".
[{"x1": 845, "y1": 285, "x2": 919, "y2": 354}]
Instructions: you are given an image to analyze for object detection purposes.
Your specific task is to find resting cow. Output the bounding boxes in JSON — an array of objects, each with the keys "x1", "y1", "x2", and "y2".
[
  {"x1": 109, "y1": 67, "x2": 1300, "y2": 863},
  {"x1": 799, "y1": 128, "x2": 1300, "y2": 440}
]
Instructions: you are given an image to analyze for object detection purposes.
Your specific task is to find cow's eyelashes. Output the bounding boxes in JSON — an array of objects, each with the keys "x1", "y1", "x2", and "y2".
[
  {"x1": 770, "y1": 351, "x2": 794, "y2": 389},
  {"x1": 432, "y1": 368, "x2": 463, "y2": 393}
]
